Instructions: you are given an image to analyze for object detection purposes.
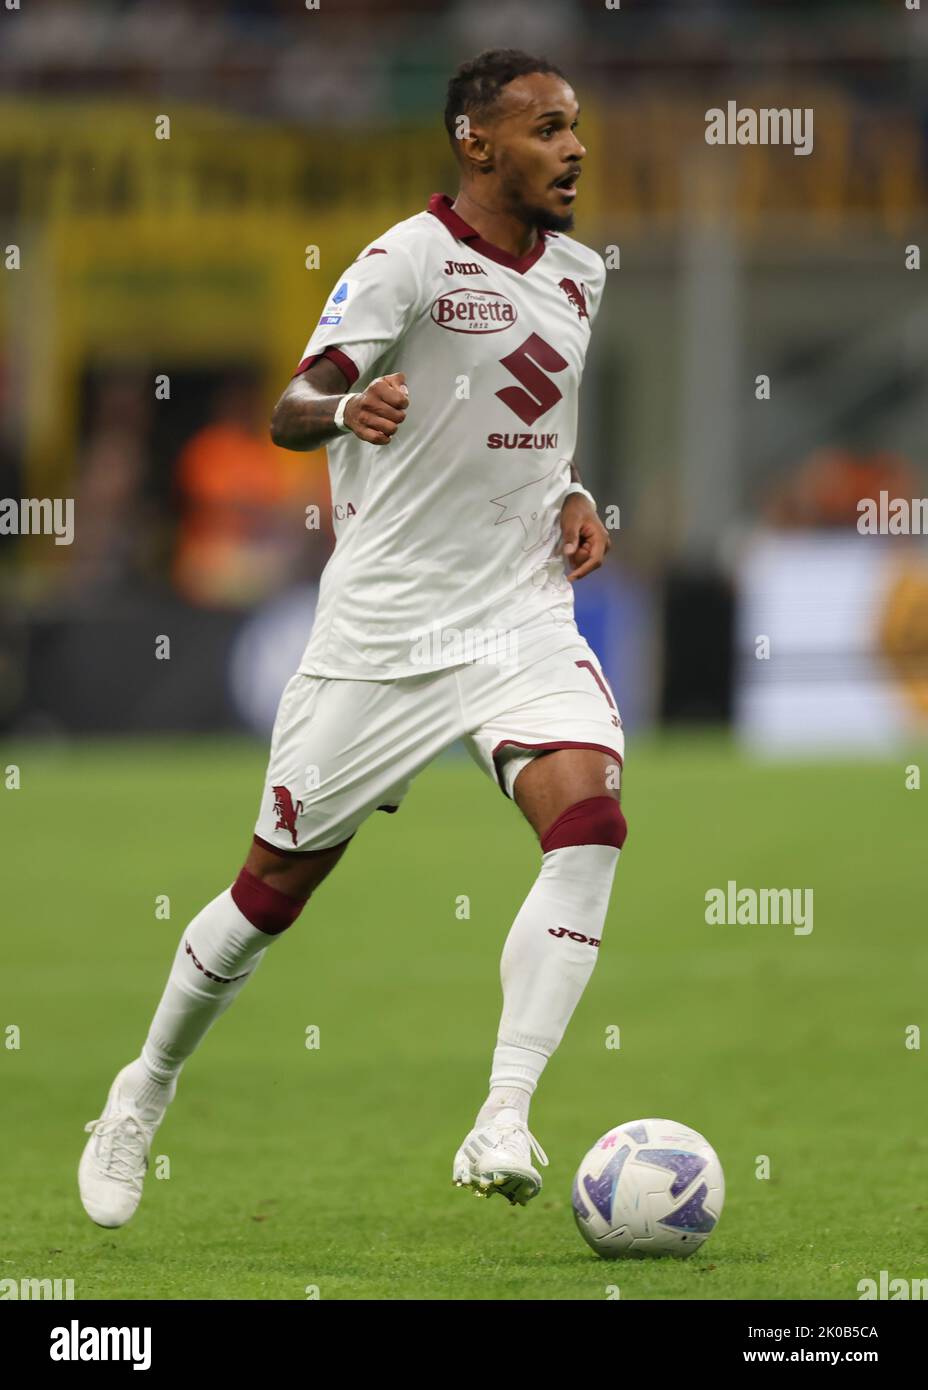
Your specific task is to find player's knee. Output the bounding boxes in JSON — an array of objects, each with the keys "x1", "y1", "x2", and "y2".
[
  {"x1": 540, "y1": 794, "x2": 627, "y2": 854},
  {"x1": 231, "y1": 866, "x2": 308, "y2": 935}
]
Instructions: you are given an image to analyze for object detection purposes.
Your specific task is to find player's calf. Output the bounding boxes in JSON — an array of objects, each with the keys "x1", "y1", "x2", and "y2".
[
  {"x1": 490, "y1": 765, "x2": 627, "y2": 1107},
  {"x1": 79, "y1": 837, "x2": 349, "y2": 1229},
  {"x1": 456, "y1": 775, "x2": 627, "y2": 1207},
  {"x1": 243, "y1": 834, "x2": 351, "y2": 903}
]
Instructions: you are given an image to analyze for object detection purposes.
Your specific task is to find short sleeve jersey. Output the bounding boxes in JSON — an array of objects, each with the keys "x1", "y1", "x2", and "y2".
[{"x1": 292, "y1": 192, "x2": 607, "y2": 678}]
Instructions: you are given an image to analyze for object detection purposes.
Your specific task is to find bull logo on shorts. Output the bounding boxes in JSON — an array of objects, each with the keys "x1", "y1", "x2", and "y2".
[
  {"x1": 558, "y1": 277, "x2": 588, "y2": 321},
  {"x1": 272, "y1": 785, "x2": 303, "y2": 846}
]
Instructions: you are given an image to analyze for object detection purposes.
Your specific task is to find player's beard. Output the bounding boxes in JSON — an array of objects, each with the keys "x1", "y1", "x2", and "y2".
[
  {"x1": 497, "y1": 168, "x2": 576, "y2": 235},
  {"x1": 535, "y1": 204, "x2": 575, "y2": 233}
]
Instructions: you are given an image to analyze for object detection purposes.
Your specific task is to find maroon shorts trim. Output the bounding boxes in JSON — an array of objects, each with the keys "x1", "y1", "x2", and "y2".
[
  {"x1": 291, "y1": 346, "x2": 359, "y2": 387},
  {"x1": 490, "y1": 739, "x2": 624, "y2": 799}
]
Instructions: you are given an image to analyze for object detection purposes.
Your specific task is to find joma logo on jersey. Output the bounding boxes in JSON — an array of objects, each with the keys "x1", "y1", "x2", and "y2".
[
  {"x1": 487, "y1": 432, "x2": 559, "y2": 449},
  {"x1": 272, "y1": 785, "x2": 303, "y2": 845},
  {"x1": 431, "y1": 288, "x2": 517, "y2": 334},
  {"x1": 443, "y1": 260, "x2": 485, "y2": 276}
]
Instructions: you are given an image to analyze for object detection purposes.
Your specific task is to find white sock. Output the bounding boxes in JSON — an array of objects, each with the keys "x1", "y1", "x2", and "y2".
[
  {"x1": 475, "y1": 1085, "x2": 532, "y2": 1126},
  {"x1": 139, "y1": 888, "x2": 276, "y2": 1085},
  {"x1": 485, "y1": 844, "x2": 620, "y2": 1107},
  {"x1": 118, "y1": 1057, "x2": 177, "y2": 1121}
]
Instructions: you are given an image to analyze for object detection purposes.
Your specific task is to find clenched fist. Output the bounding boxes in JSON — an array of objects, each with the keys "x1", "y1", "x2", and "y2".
[{"x1": 344, "y1": 372, "x2": 409, "y2": 446}]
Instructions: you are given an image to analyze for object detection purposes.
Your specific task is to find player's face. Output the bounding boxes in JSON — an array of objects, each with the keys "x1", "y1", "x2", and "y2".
[{"x1": 488, "y1": 73, "x2": 586, "y2": 232}]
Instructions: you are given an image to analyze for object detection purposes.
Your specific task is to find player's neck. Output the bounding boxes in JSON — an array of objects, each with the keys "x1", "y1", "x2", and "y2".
[{"x1": 451, "y1": 190, "x2": 540, "y2": 259}]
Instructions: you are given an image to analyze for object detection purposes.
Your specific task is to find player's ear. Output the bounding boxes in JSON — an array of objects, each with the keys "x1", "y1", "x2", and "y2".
[
  {"x1": 460, "y1": 124, "x2": 494, "y2": 176},
  {"x1": 475, "y1": 134, "x2": 495, "y2": 175}
]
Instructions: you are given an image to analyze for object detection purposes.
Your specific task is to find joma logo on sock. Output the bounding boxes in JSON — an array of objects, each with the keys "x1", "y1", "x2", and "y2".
[
  {"x1": 548, "y1": 927, "x2": 600, "y2": 947},
  {"x1": 184, "y1": 940, "x2": 250, "y2": 985},
  {"x1": 50, "y1": 1320, "x2": 151, "y2": 1370}
]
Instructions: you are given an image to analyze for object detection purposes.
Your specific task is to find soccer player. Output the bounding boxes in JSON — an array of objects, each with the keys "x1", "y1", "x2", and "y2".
[{"x1": 79, "y1": 48, "x2": 627, "y2": 1224}]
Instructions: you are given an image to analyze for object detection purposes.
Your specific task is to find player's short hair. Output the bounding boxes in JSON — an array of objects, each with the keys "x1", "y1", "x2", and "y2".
[{"x1": 444, "y1": 48, "x2": 566, "y2": 153}]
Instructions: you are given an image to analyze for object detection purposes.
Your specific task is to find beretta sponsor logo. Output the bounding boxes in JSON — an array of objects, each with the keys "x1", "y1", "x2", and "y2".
[{"x1": 431, "y1": 288, "x2": 517, "y2": 334}]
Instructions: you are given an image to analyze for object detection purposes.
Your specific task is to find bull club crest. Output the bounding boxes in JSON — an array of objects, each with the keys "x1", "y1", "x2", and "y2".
[
  {"x1": 558, "y1": 276, "x2": 586, "y2": 319},
  {"x1": 272, "y1": 785, "x2": 303, "y2": 845},
  {"x1": 558, "y1": 277, "x2": 588, "y2": 321}
]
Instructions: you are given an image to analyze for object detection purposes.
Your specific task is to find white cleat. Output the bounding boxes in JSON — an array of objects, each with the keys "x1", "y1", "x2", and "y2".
[
  {"x1": 452, "y1": 1106, "x2": 550, "y2": 1206},
  {"x1": 78, "y1": 1064, "x2": 172, "y2": 1228}
]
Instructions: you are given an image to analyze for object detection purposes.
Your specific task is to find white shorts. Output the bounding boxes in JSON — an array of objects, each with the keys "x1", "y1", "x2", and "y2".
[{"x1": 253, "y1": 627, "x2": 624, "y2": 852}]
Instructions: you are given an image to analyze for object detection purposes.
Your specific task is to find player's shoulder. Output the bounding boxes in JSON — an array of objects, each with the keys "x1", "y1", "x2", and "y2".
[
  {"x1": 545, "y1": 231, "x2": 606, "y2": 288},
  {"x1": 353, "y1": 210, "x2": 442, "y2": 266}
]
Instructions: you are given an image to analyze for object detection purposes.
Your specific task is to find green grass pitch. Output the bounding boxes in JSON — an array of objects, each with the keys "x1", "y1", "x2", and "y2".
[{"x1": 1, "y1": 733, "x2": 926, "y2": 1300}]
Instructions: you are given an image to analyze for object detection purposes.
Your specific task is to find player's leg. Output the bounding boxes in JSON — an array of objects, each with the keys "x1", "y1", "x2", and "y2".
[
  {"x1": 78, "y1": 835, "x2": 351, "y2": 1229},
  {"x1": 488, "y1": 745, "x2": 624, "y2": 1109},
  {"x1": 137, "y1": 838, "x2": 351, "y2": 1097},
  {"x1": 80, "y1": 669, "x2": 455, "y2": 1227},
  {"x1": 453, "y1": 640, "x2": 626, "y2": 1205},
  {"x1": 131, "y1": 835, "x2": 351, "y2": 1107},
  {"x1": 508, "y1": 744, "x2": 622, "y2": 839}
]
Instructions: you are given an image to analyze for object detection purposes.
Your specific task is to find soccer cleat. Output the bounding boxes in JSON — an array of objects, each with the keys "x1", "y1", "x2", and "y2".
[
  {"x1": 452, "y1": 1106, "x2": 550, "y2": 1206},
  {"x1": 78, "y1": 1063, "x2": 173, "y2": 1228}
]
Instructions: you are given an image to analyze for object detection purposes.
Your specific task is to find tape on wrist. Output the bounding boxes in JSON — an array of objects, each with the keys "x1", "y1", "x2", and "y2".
[
  {"x1": 562, "y1": 482, "x2": 597, "y2": 510},
  {"x1": 333, "y1": 393, "x2": 360, "y2": 432}
]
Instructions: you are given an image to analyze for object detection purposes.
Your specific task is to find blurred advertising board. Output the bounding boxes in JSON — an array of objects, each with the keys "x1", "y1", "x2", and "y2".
[{"x1": 736, "y1": 529, "x2": 928, "y2": 754}]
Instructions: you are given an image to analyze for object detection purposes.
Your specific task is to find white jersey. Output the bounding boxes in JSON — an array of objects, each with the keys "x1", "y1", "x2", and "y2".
[{"x1": 292, "y1": 192, "x2": 607, "y2": 679}]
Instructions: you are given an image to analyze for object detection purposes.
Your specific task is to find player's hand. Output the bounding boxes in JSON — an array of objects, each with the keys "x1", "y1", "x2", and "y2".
[
  {"x1": 560, "y1": 495, "x2": 610, "y2": 582},
  {"x1": 343, "y1": 372, "x2": 409, "y2": 445}
]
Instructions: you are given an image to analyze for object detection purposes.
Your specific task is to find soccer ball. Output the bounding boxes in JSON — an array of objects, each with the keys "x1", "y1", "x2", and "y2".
[{"x1": 571, "y1": 1118, "x2": 724, "y2": 1259}]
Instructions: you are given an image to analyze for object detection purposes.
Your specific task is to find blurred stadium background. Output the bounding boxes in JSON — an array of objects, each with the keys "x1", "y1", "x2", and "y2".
[{"x1": 1, "y1": 0, "x2": 925, "y2": 751}]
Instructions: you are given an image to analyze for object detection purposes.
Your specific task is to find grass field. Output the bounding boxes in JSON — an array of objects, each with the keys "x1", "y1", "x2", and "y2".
[{"x1": 1, "y1": 733, "x2": 926, "y2": 1300}]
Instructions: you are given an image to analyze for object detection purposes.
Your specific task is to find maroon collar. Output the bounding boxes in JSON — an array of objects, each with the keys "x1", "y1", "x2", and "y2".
[{"x1": 427, "y1": 192, "x2": 548, "y2": 274}]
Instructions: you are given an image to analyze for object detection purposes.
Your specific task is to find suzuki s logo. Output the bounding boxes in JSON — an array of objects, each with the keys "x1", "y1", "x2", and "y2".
[{"x1": 431, "y1": 288, "x2": 517, "y2": 334}]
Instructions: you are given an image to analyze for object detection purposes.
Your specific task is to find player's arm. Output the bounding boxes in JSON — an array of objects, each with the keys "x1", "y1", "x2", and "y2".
[
  {"x1": 561, "y1": 462, "x2": 611, "y2": 582},
  {"x1": 270, "y1": 358, "x2": 409, "y2": 450}
]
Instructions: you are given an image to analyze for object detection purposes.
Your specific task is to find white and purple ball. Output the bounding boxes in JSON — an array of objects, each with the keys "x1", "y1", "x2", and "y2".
[{"x1": 572, "y1": 1118, "x2": 725, "y2": 1259}]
